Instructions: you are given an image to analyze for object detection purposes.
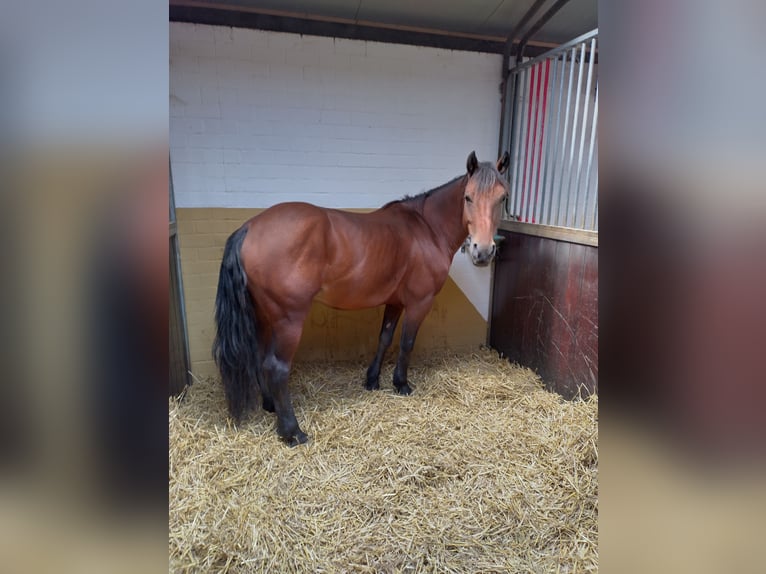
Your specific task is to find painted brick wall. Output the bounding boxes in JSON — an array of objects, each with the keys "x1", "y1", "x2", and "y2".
[{"x1": 170, "y1": 22, "x2": 502, "y2": 209}]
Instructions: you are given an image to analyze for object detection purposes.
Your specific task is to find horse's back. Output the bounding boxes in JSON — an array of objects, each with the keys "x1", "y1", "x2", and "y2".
[{"x1": 238, "y1": 200, "x2": 447, "y2": 312}]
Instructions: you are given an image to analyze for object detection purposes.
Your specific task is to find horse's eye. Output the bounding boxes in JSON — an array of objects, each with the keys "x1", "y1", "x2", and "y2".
[{"x1": 464, "y1": 195, "x2": 473, "y2": 204}]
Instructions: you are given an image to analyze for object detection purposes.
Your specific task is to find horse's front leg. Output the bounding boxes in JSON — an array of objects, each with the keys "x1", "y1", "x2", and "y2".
[
  {"x1": 393, "y1": 299, "x2": 433, "y2": 395},
  {"x1": 365, "y1": 304, "x2": 403, "y2": 390}
]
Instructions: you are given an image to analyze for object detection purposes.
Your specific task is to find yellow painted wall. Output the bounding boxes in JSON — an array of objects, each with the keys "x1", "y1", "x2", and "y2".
[{"x1": 177, "y1": 208, "x2": 487, "y2": 379}]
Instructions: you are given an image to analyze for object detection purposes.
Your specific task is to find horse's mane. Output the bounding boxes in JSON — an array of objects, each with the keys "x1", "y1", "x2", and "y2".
[
  {"x1": 381, "y1": 175, "x2": 463, "y2": 210},
  {"x1": 382, "y1": 162, "x2": 506, "y2": 210}
]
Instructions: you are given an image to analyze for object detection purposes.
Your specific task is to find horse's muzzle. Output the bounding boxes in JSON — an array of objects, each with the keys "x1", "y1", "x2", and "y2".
[{"x1": 469, "y1": 242, "x2": 496, "y2": 266}]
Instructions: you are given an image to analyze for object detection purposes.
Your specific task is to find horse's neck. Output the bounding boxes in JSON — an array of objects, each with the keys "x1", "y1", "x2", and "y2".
[{"x1": 422, "y1": 176, "x2": 468, "y2": 256}]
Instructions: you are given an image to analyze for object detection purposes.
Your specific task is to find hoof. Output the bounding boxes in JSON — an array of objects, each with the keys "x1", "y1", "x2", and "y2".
[
  {"x1": 284, "y1": 430, "x2": 309, "y2": 447},
  {"x1": 365, "y1": 379, "x2": 380, "y2": 391},
  {"x1": 395, "y1": 383, "x2": 413, "y2": 396}
]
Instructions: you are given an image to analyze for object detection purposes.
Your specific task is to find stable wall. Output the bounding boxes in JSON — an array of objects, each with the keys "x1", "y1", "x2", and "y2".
[{"x1": 170, "y1": 23, "x2": 503, "y2": 377}]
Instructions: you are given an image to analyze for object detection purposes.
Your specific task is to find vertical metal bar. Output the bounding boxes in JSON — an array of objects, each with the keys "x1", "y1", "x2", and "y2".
[
  {"x1": 524, "y1": 63, "x2": 543, "y2": 223},
  {"x1": 519, "y1": 64, "x2": 537, "y2": 221},
  {"x1": 522, "y1": 65, "x2": 535, "y2": 223},
  {"x1": 562, "y1": 41, "x2": 586, "y2": 227},
  {"x1": 513, "y1": 66, "x2": 531, "y2": 219},
  {"x1": 505, "y1": 72, "x2": 516, "y2": 218},
  {"x1": 571, "y1": 37, "x2": 596, "y2": 230},
  {"x1": 530, "y1": 59, "x2": 551, "y2": 223},
  {"x1": 592, "y1": 170, "x2": 599, "y2": 232},
  {"x1": 539, "y1": 55, "x2": 558, "y2": 225},
  {"x1": 169, "y1": 157, "x2": 176, "y2": 223},
  {"x1": 533, "y1": 61, "x2": 544, "y2": 223},
  {"x1": 545, "y1": 51, "x2": 567, "y2": 226},
  {"x1": 522, "y1": 65, "x2": 540, "y2": 222},
  {"x1": 582, "y1": 80, "x2": 598, "y2": 230},
  {"x1": 555, "y1": 47, "x2": 577, "y2": 226},
  {"x1": 508, "y1": 70, "x2": 522, "y2": 219}
]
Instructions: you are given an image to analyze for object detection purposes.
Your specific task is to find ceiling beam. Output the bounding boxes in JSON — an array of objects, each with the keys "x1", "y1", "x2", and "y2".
[{"x1": 169, "y1": 1, "x2": 557, "y2": 56}]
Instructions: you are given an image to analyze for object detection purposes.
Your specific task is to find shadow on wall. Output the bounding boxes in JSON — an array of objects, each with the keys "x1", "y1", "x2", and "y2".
[{"x1": 297, "y1": 275, "x2": 485, "y2": 363}]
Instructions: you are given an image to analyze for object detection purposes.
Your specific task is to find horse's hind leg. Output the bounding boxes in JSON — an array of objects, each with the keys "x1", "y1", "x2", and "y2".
[
  {"x1": 264, "y1": 316, "x2": 308, "y2": 446},
  {"x1": 254, "y1": 327, "x2": 275, "y2": 412},
  {"x1": 366, "y1": 304, "x2": 403, "y2": 390},
  {"x1": 242, "y1": 314, "x2": 275, "y2": 413}
]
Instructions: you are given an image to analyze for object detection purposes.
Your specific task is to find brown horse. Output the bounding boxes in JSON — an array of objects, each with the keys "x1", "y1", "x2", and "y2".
[{"x1": 213, "y1": 151, "x2": 510, "y2": 445}]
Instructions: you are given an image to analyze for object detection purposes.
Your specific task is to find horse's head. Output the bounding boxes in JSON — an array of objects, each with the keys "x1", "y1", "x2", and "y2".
[{"x1": 463, "y1": 150, "x2": 510, "y2": 266}]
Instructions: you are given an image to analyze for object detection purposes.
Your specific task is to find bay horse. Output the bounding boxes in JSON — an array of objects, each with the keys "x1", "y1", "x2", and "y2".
[{"x1": 213, "y1": 151, "x2": 510, "y2": 445}]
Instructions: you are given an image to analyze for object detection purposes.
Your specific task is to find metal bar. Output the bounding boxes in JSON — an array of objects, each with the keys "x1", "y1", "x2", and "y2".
[
  {"x1": 520, "y1": 64, "x2": 539, "y2": 221},
  {"x1": 572, "y1": 37, "x2": 596, "y2": 229},
  {"x1": 169, "y1": 157, "x2": 176, "y2": 223},
  {"x1": 591, "y1": 167, "x2": 599, "y2": 232},
  {"x1": 513, "y1": 67, "x2": 529, "y2": 220},
  {"x1": 498, "y1": 26, "x2": 516, "y2": 159},
  {"x1": 518, "y1": 0, "x2": 575, "y2": 58},
  {"x1": 510, "y1": 0, "x2": 551, "y2": 63},
  {"x1": 503, "y1": 73, "x2": 514, "y2": 218},
  {"x1": 505, "y1": 72, "x2": 520, "y2": 218},
  {"x1": 583, "y1": 84, "x2": 598, "y2": 230},
  {"x1": 509, "y1": 76, "x2": 520, "y2": 219},
  {"x1": 580, "y1": 46, "x2": 598, "y2": 230},
  {"x1": 507, "y1": 71, "x2": 520, "y2": 218},
  {"x1": 545, "y1": 51, "x2": 567, "y2": 226},
  {"x1": 510, "y1": 28, "x2": 598, "y2": 73},
  {"x1": 531, "y1": 59, "x2": 551, "y2": 223},
  {"x1": 513, "y1": 71, "x2": 529, "y2": 217},
  {"x1": 555, "y1": 46, "x2": 577, "y2": 226},
  {"x1": 562, "y1": 41, "x2": 586, "y2": 227},
  {"x1": 526, "y1": 62, "x2": 542, "y2": 223},
  {"x1": 524, "y1": 62, "x2": 543, "y2": 223},
  {"x1": 538, "y1": 56, "x2": 558, "y2": 225},
  {"x1": 528, "y1": 63, "x2": 543, "y2": 222}
]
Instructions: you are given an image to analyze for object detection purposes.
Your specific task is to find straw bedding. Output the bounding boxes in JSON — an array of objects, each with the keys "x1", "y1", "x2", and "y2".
[{"x1": 169, "y1": 348, "x2": 598, "y2": 573}]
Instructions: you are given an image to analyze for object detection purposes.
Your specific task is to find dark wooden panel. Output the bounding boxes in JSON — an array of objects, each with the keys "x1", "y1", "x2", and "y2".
[{"x1": 490, "y1": 231, "x2": 598, "y2": 398}]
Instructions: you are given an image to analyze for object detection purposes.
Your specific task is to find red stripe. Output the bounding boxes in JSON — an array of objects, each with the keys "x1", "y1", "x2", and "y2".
[
  {"x1": 527, "y1": 63, "x2": 544, "y2": 222},
  {"x1": 531, "y1": 59, "x2": 551, "y2": 223}
]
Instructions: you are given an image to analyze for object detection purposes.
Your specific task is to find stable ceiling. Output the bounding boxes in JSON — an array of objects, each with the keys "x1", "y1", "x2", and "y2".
[{"x1": 171, "y1": 0, "x2": 597, "y2": 49}]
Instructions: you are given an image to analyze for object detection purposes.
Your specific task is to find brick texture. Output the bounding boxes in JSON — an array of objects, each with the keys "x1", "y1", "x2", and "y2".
[{"x1": 170, "y1": 23, "x2": 502, "y2": 210}]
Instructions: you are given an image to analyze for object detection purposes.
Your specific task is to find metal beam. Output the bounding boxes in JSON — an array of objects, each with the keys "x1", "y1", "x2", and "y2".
[
  {"x1": 170, "y1": 3, "x2": 555, "y2": 56},
  {"x1": 516, "y1": 0, "x2": 574, "y2": 63}
]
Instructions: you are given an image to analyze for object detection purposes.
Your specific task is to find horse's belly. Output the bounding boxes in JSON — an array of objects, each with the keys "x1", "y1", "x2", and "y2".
[{"x1": 313, "y1": 285, "x2": 390, "y2": 310}]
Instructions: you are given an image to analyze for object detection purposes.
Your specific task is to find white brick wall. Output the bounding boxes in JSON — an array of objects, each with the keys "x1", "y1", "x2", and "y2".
[
  {"x1": 170, "y1": 23, "x2": 502, "y2": 209},
  {"x1": 170, "y1": 22, "x2": 502, "y2": 321}
]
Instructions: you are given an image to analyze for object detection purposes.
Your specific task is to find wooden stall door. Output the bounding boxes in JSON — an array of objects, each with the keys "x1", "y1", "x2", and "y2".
[{"x1": 490, "y1": 231, "x2": 597, "y2": 398}]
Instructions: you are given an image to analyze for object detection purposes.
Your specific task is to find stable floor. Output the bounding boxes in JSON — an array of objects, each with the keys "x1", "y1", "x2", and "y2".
[{"x1": 169, "y1": 349, "x2": 598, "y2": 572}]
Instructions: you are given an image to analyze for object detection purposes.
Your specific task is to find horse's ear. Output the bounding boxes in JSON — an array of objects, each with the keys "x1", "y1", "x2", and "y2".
[
  {"x1": 466, "y1": 151, "x2": 478, "y2": 175},
  {"x1": 496, "y1": 151, "x2": 510, "y2": 174}
]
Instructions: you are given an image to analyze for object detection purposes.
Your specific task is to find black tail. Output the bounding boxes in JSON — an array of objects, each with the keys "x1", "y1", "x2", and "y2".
[{"x1": 212, "y1": 225, "x2": 260, "y2": 422}]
